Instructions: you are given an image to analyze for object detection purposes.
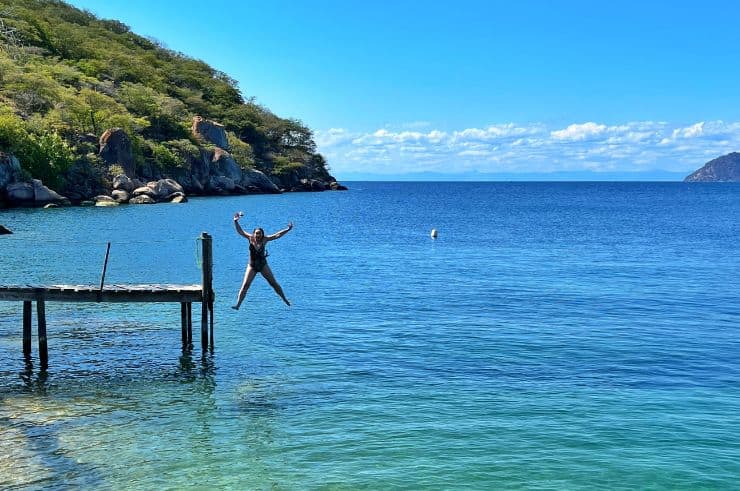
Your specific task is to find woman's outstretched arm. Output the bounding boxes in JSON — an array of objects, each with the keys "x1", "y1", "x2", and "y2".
[
  {"x1": 233, "y1": 213, "x2": 252, "y2": 239},
  {"x1": 266, "y1": 222, "x2": 293, "y2": 241}
]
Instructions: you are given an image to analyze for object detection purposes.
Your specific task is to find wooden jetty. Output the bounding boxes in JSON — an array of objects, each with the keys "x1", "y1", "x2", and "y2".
[{"x1": 0, "y1": 232, "x2": 214, "y2": 368}]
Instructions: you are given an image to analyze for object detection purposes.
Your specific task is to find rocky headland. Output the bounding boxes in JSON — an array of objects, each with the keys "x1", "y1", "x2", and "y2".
[
  {"x1": 684, "y1": 152, "x2": 740, "y2": 182},
  {"x1": 0, "y1": 116, "x2": 346, "y2": 208},
  {"x1": 0, "y1": 1, "x2": 346, "y2": 210}
]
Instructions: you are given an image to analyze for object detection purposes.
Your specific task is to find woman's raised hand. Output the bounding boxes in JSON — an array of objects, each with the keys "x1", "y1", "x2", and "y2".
[
  {"x1": 287, "y1": 221, "x2": 294, "y2": 230},
  {"x1": 233, "y1": 212, "x2": 241, "y2": 222}
]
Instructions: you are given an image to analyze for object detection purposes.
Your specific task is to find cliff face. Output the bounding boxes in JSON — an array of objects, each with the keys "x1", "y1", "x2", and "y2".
[{"x1": 685, "y1": 152, "x2": 740, "y2": 182}]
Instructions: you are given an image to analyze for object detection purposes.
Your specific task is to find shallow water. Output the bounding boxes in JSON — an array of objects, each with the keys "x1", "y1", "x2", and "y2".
[{"x1": 1, "y1": 182, "x2": 739, "y2": 489}]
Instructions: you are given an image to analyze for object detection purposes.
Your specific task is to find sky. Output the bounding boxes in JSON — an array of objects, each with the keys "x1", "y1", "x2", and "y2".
[{"x1": 67, "y1": 0, "x2": 740, "y2": 179}]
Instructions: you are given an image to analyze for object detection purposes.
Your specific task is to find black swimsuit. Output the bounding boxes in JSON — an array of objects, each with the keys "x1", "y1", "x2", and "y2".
[{"x1": 249, "y1": 241, "x2": 268, "y2": 272}]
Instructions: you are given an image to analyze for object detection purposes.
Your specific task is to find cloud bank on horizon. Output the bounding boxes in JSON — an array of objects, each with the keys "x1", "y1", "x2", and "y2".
[{"x1": 317, "y1": 120, "x2": 740, "y2": 177}]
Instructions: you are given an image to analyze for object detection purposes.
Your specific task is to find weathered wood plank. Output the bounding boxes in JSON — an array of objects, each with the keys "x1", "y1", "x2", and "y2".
[{"x1": 0, "y1": 285, "x2": 203, "y2": 302}]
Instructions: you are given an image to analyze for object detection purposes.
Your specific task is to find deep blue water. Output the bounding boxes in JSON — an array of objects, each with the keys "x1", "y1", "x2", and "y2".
[{"x1": 1, "y1": 182, "x2": 739, "y2": 489}]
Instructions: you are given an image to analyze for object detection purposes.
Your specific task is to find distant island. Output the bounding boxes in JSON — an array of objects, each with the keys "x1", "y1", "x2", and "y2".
[
  {"x1": 684, "y1": 152, "x2": 740, "y2": 182},
  {"x1": 0, "y1": 0, "x2": 344, "y2": 208}
]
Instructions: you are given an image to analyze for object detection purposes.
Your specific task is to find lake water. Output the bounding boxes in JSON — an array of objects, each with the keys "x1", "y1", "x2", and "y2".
[{"x1": 1, "y1": 182, "x2": 739, "y2": 489}]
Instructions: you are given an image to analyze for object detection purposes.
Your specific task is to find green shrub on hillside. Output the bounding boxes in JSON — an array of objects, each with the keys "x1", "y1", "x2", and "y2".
[
  {"x1": 0, "y1": 0, "x2": 332, "y2": 188},
  {"x1": 0, "y1": 108, "x2": 74, "y2": 188},
  {"x1": 272, "y1": 156, "x2": 305, "y2": 177},
  {"x1": 227, "y1": 132, "x2": 254, "y2": 169}
]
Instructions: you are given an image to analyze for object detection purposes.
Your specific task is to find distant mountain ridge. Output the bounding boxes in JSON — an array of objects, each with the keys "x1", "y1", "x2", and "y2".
[
  {"x1": 340, "y1": 170, "x2": 688, "y2": 182},
  {"x1": 685, "y1": 152, "x2": 740, "y2": 182}
]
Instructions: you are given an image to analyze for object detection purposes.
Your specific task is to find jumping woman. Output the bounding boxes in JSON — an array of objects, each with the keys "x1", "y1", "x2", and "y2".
[{"x1": 232, "y1": 212, "x2": 293, "y2": 309}]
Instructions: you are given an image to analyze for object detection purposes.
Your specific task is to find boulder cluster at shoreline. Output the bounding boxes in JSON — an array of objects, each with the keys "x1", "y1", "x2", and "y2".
[{"x1": 0, "y1": 116, "x2": 347, "y2": 209}]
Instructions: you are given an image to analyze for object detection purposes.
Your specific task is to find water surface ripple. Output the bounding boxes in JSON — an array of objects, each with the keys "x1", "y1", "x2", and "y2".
[{"x1": 1, "y1": 182, "x2": 739, "y2": 489}]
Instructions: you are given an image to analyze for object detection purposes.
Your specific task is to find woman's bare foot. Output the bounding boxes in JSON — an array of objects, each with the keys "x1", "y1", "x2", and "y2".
[{"x1": 231, "y1": 305, "x2": 239, "y2": 310}]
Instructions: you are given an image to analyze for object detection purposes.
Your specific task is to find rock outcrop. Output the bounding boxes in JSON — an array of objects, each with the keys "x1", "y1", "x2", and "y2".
[
  {"x1": 242, "y1": 168, "x2": 280, "y2": 193},
  {"x1": 99, "y1": 128, "x2": 135, "y2": 177},
  {"x1": 192, "y1": 116, "x2": 229, "y2": 150},
  {"x1": 6, "y1": 179, "x2": 70, "y2": 207},
  {"x1": 685, "y1": 152, "x2": 740, "y2": 182},
  {"x1": 0, "y1": 152, "x2": 21, "y2": 190}
]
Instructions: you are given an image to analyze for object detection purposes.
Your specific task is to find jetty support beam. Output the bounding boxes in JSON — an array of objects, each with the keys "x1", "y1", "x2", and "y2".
[
  {"x1": 23, "y1": 301, "x2": 32, "y2": 356},
  {"x1": 37, "y1": 299, "x2": 48, "y2": 368},
  {"x1": 200, "y1": 232, "x2": 213, "y2": 351}
]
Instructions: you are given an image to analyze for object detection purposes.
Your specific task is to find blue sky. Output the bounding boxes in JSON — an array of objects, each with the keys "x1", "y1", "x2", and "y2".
[{"x1": 68, "y1": 0, "x2": 740, "y2": 179}]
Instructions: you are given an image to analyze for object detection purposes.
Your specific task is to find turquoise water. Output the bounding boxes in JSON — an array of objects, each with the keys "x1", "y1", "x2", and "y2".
[{"x1": 1, "y1": 182, "x2": 739, "y2": 489}]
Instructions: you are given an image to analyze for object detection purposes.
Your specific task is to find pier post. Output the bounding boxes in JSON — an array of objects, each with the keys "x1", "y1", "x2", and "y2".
[
  {"x1": 200, "y1": 232, "x2": 213, "y2": 350},
  {"x1": 181, "y1": 302, "x2": 187, "y2": 347},
  {"x1": 23, "y1": 301, "x2": 32, "y2": 356},
  {"x1": 187, "y1": 302, "x2": 192, "y2": 346},
  {"x1": 37, "y1": 300, "x2": 48, "y2": 368}
]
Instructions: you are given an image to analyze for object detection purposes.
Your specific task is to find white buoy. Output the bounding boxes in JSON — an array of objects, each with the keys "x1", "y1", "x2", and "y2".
[{"x1": 430, "y1": 228, "x2": 438, "y2": 239}]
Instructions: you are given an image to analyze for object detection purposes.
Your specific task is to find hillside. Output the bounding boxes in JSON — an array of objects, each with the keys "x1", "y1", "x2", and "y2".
[
  {"x1": 684, "y1": 152, "x2": 740, "y2": 182},
  {"x1": 0, "y1": 0, "x2": 343, "y2": 206}
]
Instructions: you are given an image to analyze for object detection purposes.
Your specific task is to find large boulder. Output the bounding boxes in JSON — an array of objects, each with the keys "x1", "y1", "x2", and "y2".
[
  {"x1": 0, "y1": 152, "x2": 20, "y2": 189},
  {"x1": 147, "y1": 179, "x2": 184, "y2": 200},
  {"x1": 111, "y1": 190, "x2": 130, "y2": 203},
  {"x1": 99, "y1": 128, "x2": 135, "y2": 177},
  {"x1": 6, "y1": 180, "x2": 69, "y2": 206},
  {"x1": 212, "y1": 148, "x2": 242, "y2": 182},
  {"x1": 32, "y1": 179, "x2": 69, "y2": 205},
  {"x1": 132, "y1": 186, "x2": 156, "y2": 199},
  {"x1": 179, "y1": 147, "x2": 212, "y2": 194},
  {"x1": 112, "y1": 174, "x2": 136, "y2": 193},
  {"x1": 208, "y1": 175, "x2": 235, "y2": 193},
  {"x1": 241, "y1": 169, "x2": 280, "y2": 194},
  {"x1": 192, "y1": 116, "x2": 229, "y2": 150},
  {"x1": 6, "y1": 182, "x2": 34, "y2": 204},
  {"x1": 163, "y1": 191, "x2": 187, "y2": 203}
]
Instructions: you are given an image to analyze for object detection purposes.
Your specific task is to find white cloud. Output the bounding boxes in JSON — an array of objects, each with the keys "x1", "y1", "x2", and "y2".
[
  {"x1": 551, "y1": 122, "x2": 607, "y2": 141},
  {"x1": 317, "y1": 120, "x2": 740, "y2": 176}
]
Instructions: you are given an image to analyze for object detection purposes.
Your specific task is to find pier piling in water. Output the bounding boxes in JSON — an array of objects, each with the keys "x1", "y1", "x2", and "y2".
[{"x1": 23, "y1": 300, "x2": 32, "y2": 356}]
